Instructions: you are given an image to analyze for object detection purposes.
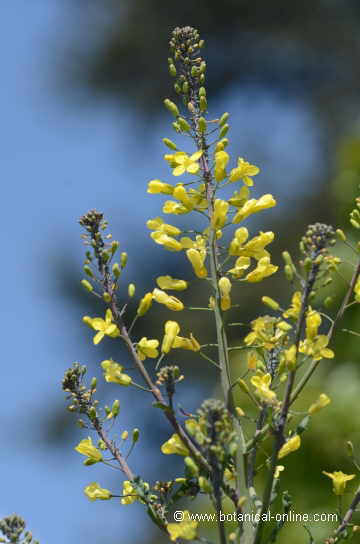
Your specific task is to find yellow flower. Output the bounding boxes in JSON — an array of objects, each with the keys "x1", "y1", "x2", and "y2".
[
  {"x1": 163, "y1": 200, "x2": 189, "y2": 215},
  {"x1": 186, "y1": 248, "x2": 208, "y2": 278},
  {"x1": 233, "y1": 194, "x2": 276, "y2": 223},
  {"x1": 211, "y1": 199, "x2": 229, "y2": 229},
  {"x1": 151, "y1": 230, "x2": 183, "y2": 251},
  {"x1": 228, "y1": 185, "x2": 250, "y2": 207},
  {"x1": 137, "y1": 292, "x2": 153, "y2": 316},
  {"x1": 229, "y1": 157, "x2": 260, "y2": 186},
  {"x1": 233, "y1": 231, "x2": 275, "y2": 260},
  {"x1": 167, "y1": 511, "x2": 198, "y2": 542},
  {"x1": 75, "y1": 437, "x2": 103, "y2": 463},
  {"x1": 171, "y1": 151, "x2": 203, "y2": 176},
  {"x1": 354, "y1": 277, "x2": 360, "y2": 302},
  {"x1": 137, "y1": 337, "x2": 159, "y2": 360},
  {"x1": 305, "y1": 310, "x2": 322, "y2": 340},
  {"x1": 228, "y1": 227, "x2": 249, "y2": 255},
  {"x1": 152, "y1": 288, "x2": 184, "y2": 311},
  {"x1": 173, "y1": 184, "x2": 194, "y2": 210},
  {"x1": 101, "y1": 359, "x2": 132, "y2": 386},
  {"x1": 278, "y1": 435, "x2": 301, "y2": 459},
  {"x1": 146, "y1": 217, "x2": 181, "y2": 236},
  {"x1": 84, "y1": 482, "x2": 112, "y2": 501},
  {"x1": 282, "y1": 344, "x2": 297, "y2": 370},
  {"x1": 245, "y1": 256, "x2": 278, "y2": 283},
  {"x1": 156, "y1": 275, "x2": 188, "y2": 291},
  {"x1": 173, "y1": 333, "x2": 201, "y2": 351},
  {"x1": 147, "y1": 180, "x2": 174, "y2": 195},
  {"x1": 322, "y1": 471, "x2": 355, "y2": 495},
  {"x1": 250, "y1": 374, "x2": 277, "y2": 404},
  {"x1": 214, "y1": 150, "x2": 229, "y2": 181},
  {"x1": 283, "y1": 292, "x2": 302, "y2": 320},
  {"x1": 121, "y1": 480, "x2": 137, "y2": 505},
  {"x1": 161, "y1": 434, "x2": 189, "y2": 456},
  {"x1": 308, "y1": 393, "x2": 331, "y2": 415},
  {"x1": 161, "y1": 321, "x2": 181, "y2": 353},
  {"x1": 84, "y1": 309, "x2": 120, "y2": 345},
  {"x1": 218, "y1": 276, "x2": 232, "y2": 311},
  {"x1": 245, "y1": 316, "x2": 290, "y2": 349},
  {"x1": 180, "y1": 234, "x2": 206, "y2": 250},
  {"x1": 299, "y1": 335, "x2": 334, "y2": 361},
  {"x1": 228, "y1": 256, "x2": 251, "y2": 278}
]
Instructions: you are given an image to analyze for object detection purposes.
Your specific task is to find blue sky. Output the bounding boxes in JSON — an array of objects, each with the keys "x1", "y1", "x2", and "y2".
[{"x1": 0, "y1": 3, "x2": 324, "y2": 543}]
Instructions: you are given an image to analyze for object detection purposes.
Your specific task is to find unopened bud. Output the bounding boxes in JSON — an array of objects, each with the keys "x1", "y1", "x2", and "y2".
[
  {"x1": 184, "y1": 456, "x2": 199, "y2": 476},
  {"x1": 121, "y1": 252, "x2": 128, "y2": 268},
  {"x1": 121, "y1": 430, "x2": 129, "y2": 440},
  {"x1": 163, "y1": 138, "x2": 177, "y2": 150},
  {"x1": 112, "y1": 263, "x2": 121, "y2": 278},
  {"x1": 178, "y1": 117, "x2": 191, "y2": 132},
  {"x1": 81, "y1": 279, "x2": 93, "y2": 292},
  {"x1": 103, "y1": 292, "x2": 111, "y2": 303},
  {"x1": 198, "y1": 476, "x2": 212, "y2": 493},
  {"x1": 219, "y1": 112, "x2": 229, "y2": 126},
  {"x1": 199, "y1": 95, "x2": 207, "y2": 112},
  {"x1": 83, "y1": 265, "x2": 94, "y2": 277},
  {"x1": 235, "y1": 406, "x2": 245, "y2": 417},
  {"x1": 128, "y1": 283, "x2": 136, "y2": 297},
  {"x1": 336, "y1": 229, "x2": 346, "y2": 241},
  {"x1": 198, "y1": 117, "x2": 206, "y2": 133},
  {"x1": 262, "y1": 296, "x2": 279, "y2": 310},
  {"x1": 111, "y1": 399, "x2": 120, "y2": 417},
  {"x1": 90, "y1": 377, "x2": 97, "y2": 390},
  {"x1": 111, "y1": 240, "x2": 120, "y2": 255},
  {"x1": 219, "y1": 124, "x2": 229, "y2": 138},
  {"x1": 164, "y1": 99, "x2": 179, "y2": 117},
  {"x1": 133, "y1": 428, "x2": 140, "y2": 443},
  {"x1": 169, "y1": 64, "x2": 177, "y2": 77},
  {"x1": 284, "y1": 264, "x2": 294, "y2": 281},
  {"x1": 237, "y1": 379, "x2": 249, "y2": 394},
  {"x1": 237, "y1": 496, "x2": 247, "y2": 508}
]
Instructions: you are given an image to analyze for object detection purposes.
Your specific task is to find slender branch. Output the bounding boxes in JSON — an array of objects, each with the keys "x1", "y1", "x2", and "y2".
[
  {"x1": 333, "y1": 485, "x2": 360, "y2": 540},
  {"x1": 93, "y1": 418, "x2": 134, "y2": 480}
]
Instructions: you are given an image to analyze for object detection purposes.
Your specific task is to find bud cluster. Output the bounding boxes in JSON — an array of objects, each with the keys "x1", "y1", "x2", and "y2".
[
  {"x1": 0, "y1": 515, "x2": 38, "y2": 544},
  {"x1": 62, "y1": 363, "x2": 98, "y2": 421},
  {"x1": 196, "y1": 399, "x2": 237, "y2": 463},
  {"x1": 300, "y1": 223, "x2": 336, "y2": 260}
]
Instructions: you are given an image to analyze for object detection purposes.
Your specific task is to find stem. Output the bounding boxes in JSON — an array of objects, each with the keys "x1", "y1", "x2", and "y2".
[
  {"x1": 93, "y1": 418, "x2": 134, "y2": 480},
  {"x1": 333, "y1": 485, "x2": 360, "y2": 540}
]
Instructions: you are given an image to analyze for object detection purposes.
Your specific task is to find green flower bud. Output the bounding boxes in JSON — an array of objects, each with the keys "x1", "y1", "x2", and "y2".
[
  {"x1": 121, "y1": 252, "x2": 128, "y2": 268},
  {"x1": 164, "y1": 99, "x2": 179, "y2": 117},
  {"x1": 198, "y1": 117, "x2": 206, "y2": 133},
  {"x1": 184, "y1": 456, "x2": 199, "y2": 476},
  {"x1": 121, "y1": 430, "x2": 129, "y2": 440},
  {"x1": 111, "y1": 399, "x2": 120, "y2": 417},
  {"x1": 219, "y1": 124, "x2": 229, "y2": 138},
  {"x1": 237, "y1": 379, "x2": 249, "y2": 393},
  {"x1": 219, "y1": 112, "x2": 229, "y2": 126},
  {"x1": 284, "y1": 264, "x2": 294, "y2": 281},
  {"x1": 199, "y1": 95, "x2": 207, "y2": 112},
  {"x1": 199, "y1": 86, "x2": 206, "y2": 97},
  {"x1": 198, "y1": 476, "x2": 212, "y2": 493},
  {"x1": 199, "y1": 39, "x2": 205, "y2": 48},
  {"x1": 172, "y1": 121, "x2": 181, "y2": 133},
  {"x1": 88, "y1": 406, "x2": 97, "y2": 421},
  {"x1": 182, "y1": 81, "x2": 189, "y2": 94},
  {"x1": 303, "y1": 257, "x2": 312, "y2": 273},
  {"x1": 324, "y1": 296, "x2": 334, "y2": 307},
  {"x1": 200, "y1": 61, "x2": 206, "y2": 73},
  {"x1": 133, "y1": 428, "x2": 140, "y2": 443},
  {"x1": 128, "y1": 283, "x2": 136, "y2": 297},
  {"x1": 262, "y1": 296, "x2": 279, "y2": 310},
  {"x1": 350, "y1": 219, "x2": 360, "y2": 229},
  {"x1": 101, "y1": 251, "x2": 110, "y2": 263},
  {"x1": 91, "y1": 377, "x2": 97, "y2": 390},
  {"x1": 103, "y1": 292, "x2": 111, "y2": 303},
  {"x1": 111, "y1": 240, "x2": 120, "y2": 255},
  {"x1": 191, "y1": 65, "x2": 198, "y2": 77},
  {"x1": 112, "y1": 263, "x2": 121, "y2": 278},
  {"x1": 169, "y1": 64, "x2": 177, "y2": 77},
  {"x1": 346, "y1": 440, "x2": 354, "y2": 457},
  {"x1": 282, "y1": 251, "x2": 295, "y2": 268},
  {"x1": 163, "y1": 138, "x2": 177, "y2": 150},
  {"x1": 336, "y1": 229, "x2": 346, "y2": 241},
  {"x1": 187, "y1": 102, "x2": 195, "y2": 113},
  {"x1": 178, "y1": 117, "x2": 191, "y2": 132},
  {"x1": 81, "y1": 279, "x2": 93, "y2": 292},
  {"x1": 83, "y1": 265, "x2": 94, "y2": 277}
]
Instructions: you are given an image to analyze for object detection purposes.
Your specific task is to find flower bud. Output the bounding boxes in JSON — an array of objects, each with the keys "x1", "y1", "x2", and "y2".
[
  {"x1": 81, "y1": 279, "x2": 93, "y2": 292},
  {"x1": 178, "y1": 117, "x2": 191, "y2": 132},
  {"x1": 198, "y1": 117, "x2": 206, "y2": 133},
  {"x1": 184, "y1": 456, "x2": 199, "y2": 476},
  {"x1": 219, "y1": 124, "x2": 229, "y2": 138},
  {"x1": 112, "y1": 263, "x2": 121, "y2": 278},
  {"x1": 198, "y1": 476, "x2": 212, "y2": 493},
  {"x1": 235, "y1": 407, "x2": 245, "y2": 417},
  {"x1": 182, "y1": 81, "x2": 189, "y2": 94},
  {"x1": 132, "y1": 428, "x2": 140, "y2": 443},
  {"x1": 164, "y1": 99, "x2": 179, "y2": 117},
  {"x1": 83, "y1": 265, "x2": 94, "y2": 277},
  {"x1": 163, "y1": 138, "x2": 177, "y2": 150},
  {"x1": 128, "y1": 283, "x2": 136, "y2": 297},
  {"x1": 219, "y1": 112, "x2": 229, "y2": 126},
  {"x1": 111, "y1": 399, "x2": 120, "y2": 417},
  {"x1": 336, "y1": 229, "x2": 346, "y2": 241},
  {"x1": 103, "y1": 292, "x2": 111, "y2": 303},
  {"x1": 199, "y1": 86, "x2": 206, "y2": 97},
  {"x1": 199, "y1": 95, "x2": 207, "y2": 112},
  {"x1": 261, "y1": 296, "x2": 279, "y2": 310},
  {"x1": 284, "y1": 264, "x2": 294, "y2": 281},
  {"x1": 121, "y1": 252, "x2": 128, "y2": 268},
  {"x1": 91, "y1": 377, "x2": 97, "y2": 390},
  {"x1": 121, "y1": 430, "x2": 129, "y2": 440},
  {"x1": 237, "y1": 379, "x2": 249, "y2": 393},
  {"x1": 111, "y1": 240, "x2": 120, "y2": 255},
  {"x1": 169, "y1": 64, "x2": 177, "y2": 77}
]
